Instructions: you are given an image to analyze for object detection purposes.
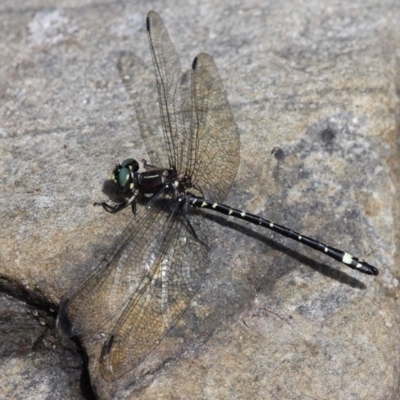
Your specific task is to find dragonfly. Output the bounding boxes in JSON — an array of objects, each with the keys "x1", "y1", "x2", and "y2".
[{"x1": 58, "y1": 10, "x2": 378, "y2": 382}]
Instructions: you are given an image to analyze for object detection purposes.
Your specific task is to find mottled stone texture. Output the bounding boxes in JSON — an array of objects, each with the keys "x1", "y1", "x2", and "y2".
[{"x1": 0, "y1": 0, "x2": 399, "y2": 399}]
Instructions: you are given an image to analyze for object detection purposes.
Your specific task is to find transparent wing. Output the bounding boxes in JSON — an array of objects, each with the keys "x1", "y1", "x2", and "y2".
[
  {"x1": 146, "y1": 11, "x2": 190, "y2": 172},
  {"x1": 59, "y1": 197, "x2": 210, "y2": 381},
  {"x1": 136, "y1": 12, "x2": 239, "y2": 204},
  {"x1": 188, "y1": 53, "x2": 240, "y2": 203}
]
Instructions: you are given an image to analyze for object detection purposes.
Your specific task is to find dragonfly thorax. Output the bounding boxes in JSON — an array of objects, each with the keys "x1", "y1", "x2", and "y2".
[{"x1": 113, "y1": 157, "x2": 195, "y2": 202}]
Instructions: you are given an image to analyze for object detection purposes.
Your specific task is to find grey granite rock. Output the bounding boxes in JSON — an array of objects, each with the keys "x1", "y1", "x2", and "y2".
[{"x1": 0, "y1": 1, "x2": 398, "y2": 399}]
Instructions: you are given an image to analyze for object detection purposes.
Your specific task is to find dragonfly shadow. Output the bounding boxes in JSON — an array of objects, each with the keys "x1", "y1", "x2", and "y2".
[{"x1": 98, "y1": 179, "x2": 126, "y2": 204}]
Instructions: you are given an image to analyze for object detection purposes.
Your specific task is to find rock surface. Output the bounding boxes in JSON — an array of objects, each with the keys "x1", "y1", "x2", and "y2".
[{"x1": 0, "y1": 0, "x2": 398, "y2": 399}]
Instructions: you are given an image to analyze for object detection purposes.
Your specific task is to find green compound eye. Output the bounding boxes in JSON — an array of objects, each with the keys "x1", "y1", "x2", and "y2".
[
  {"x1": 114, "y1": 159, "x2": 139, "y2": 190},
  {"x1": 117, "y1": 167, "x2": 131, "y2": 189},
  {"x1": 121, "y1": 158, "x2": 139, "y2": 172}
]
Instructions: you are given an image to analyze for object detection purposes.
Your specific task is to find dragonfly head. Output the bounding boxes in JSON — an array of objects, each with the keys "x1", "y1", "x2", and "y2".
[{"x1": 112, "y1": 158, "x2": 139, "y2": 192}]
